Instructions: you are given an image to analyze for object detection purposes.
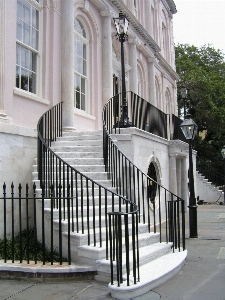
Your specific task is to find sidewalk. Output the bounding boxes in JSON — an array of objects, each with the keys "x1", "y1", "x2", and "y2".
[{"x1": 0, "y1": 204, "x2": 224, "y2": 300}]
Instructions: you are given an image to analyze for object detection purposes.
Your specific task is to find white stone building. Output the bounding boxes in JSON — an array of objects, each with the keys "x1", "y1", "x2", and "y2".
[
  {"x1": 0, "y1": 0, "x2": 190, "y2": 199},
  {"x1": 0, "y1": 1, "x2": 196, "y2": 297}
]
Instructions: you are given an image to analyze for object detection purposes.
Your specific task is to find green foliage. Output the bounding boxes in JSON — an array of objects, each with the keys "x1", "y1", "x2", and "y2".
[
  {"x1": 0, "y1": 229, "x2": 68, "y2": 263},
  {"x1": 175, "y1": 44, "x2": 225, "y2": 178}
]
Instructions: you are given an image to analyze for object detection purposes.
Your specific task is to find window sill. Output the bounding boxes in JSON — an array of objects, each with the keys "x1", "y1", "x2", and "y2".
[
  {"x1": 13, "y1": 88, "x2": 50, "y2": 105},
  {"x1": 74, "y1": 108, "x2": 96, "y2": 120}
]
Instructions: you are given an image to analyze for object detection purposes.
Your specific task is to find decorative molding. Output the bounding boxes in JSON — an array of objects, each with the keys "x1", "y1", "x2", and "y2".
[
  {"x1": 100, "y1": 8, "x2": 114, "y2": 18},
  {"x1": 83, "y1": 0, "x2": 90, "y2": 13},
  {"x1": 110, "y1": 0, "x2": 160, "y2": 53},
  {"x1": 13, "y1": 88, "x2": 50, "y2": 105}
]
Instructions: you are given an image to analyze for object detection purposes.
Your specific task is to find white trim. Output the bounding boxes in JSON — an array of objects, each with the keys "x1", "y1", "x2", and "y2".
[
  {"x1": 13, "y1": 87, "x2": 50, "y2": 105},
  {"x1": 74, "y1": 107, "x2": 96, "y2": 120}
]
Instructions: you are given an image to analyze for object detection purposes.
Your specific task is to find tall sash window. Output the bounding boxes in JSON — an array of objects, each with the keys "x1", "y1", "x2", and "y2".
[
  {"x1": 74, "y1": 19, "x2": 88, "y2": 111},
  {"x1": 16, "y1": 0, "x2": 40, "y2": 94}
]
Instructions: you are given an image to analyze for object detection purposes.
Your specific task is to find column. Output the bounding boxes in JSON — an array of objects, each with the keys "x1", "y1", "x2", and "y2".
[
  {"x1": 0, "y1": 0, "x2": 6, "y2": 119},
  {"x1": 101, "y1": 10, "x2": 113, "y2": 105},
  {"x1": 181, "y1": 157, "x2": 188, "y2": 212},
  {"x1": 128, "y1": 37, "x2": 138, "y2": 94},
  {"x1": 169, "y1": 154, "x2": 177, "y2": 195},
  {"x1": 148, "y1": 57, "x2": 156, "y2": 105},
  {"x1": 61, "y1": 0, "x2": 74, "y2": 129},
  {"x1": 176, "y1": 158, "x2": 181, "y2": 197}
]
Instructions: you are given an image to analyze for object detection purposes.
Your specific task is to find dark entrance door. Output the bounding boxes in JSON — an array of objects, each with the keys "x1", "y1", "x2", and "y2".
[{"x1": 147, "y1": 162, "x2": 157, "y2": 203}]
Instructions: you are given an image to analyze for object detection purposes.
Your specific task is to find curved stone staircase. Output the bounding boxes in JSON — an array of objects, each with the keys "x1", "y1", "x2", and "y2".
[{"x1": 33, "y1": 129, "x2": 187, "y2": 299}]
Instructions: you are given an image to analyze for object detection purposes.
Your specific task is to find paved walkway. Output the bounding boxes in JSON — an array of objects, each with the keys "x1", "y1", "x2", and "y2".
[{"x1": 0, "y1": 204, "x2": 224, "y2": 300}]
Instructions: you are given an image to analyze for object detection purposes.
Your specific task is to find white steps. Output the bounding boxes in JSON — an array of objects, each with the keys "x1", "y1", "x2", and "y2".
[{"x1": 33, "y1": 129, "x2": 187, "y2": 299}]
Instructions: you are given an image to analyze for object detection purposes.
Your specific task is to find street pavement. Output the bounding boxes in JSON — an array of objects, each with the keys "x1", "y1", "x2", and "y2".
[{"x1": 0, "y1": 203, "x2": 224, "y2": 300}]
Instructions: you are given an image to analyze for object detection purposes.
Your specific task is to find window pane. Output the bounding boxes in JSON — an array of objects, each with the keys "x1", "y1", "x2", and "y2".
[
  {"x1": 81, "y1": 78, "x2": 85, "y2": 94},
  {"x1": 29, "y1": 71, "x2": 36, "y2": 93},
  {"x1": 83, "y1": 59, "x2": 86, "y2": 76},
  {"x1": 21, "y1": 68, "x2": 28, "y2": 91},
  {"x1": 24, "y1": 22, "x2": 30, "y2": 46},
  {"x1": 16, "y1": 44, "x2": 21, "y2": 65},
  {"x1": 17, "y1": 0, "x2": 23, "y2": 19},
  {"x1": 81, "y1": 94, "x2": 85, "y2": 111},
  {"x1": 31, "y1": 52, "x2": 37, "y2": 72},
  {"x1": 16, "y1": 66, "x2": 20, "y2": 88},
  {"x1": 32, "y1": 28, "x2": 38, "y2": 49},
  {"x1": 24, "y1": 2, "x2": 30, "y2": 24},
  {"x1": 17, "y1": 19, "x2": 23, "y2": 41},
  {"x1": 75, "y1": 74, "x2": 80, "y2": 91},
  {"x1": 76, "y1": 90, "x2": 80, "y2": 109}
]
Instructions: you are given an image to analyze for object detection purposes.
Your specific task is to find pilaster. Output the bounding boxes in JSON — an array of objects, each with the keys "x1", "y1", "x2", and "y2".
[
  {"x1": 101, "y1": 10, "x2": 113, "y2": 104},
  {"x1": 61, "y1": 0, "x2": 75, "y2": 129},
  {"x1": 148, "y1": 57, "x2": 156, "y2": 106},
  {"x1": 169, "y1": 154, "x2": 177, "y2": 195},
  {"x1": 128, "y1": 37, "x2": 138, "y2": 94}
]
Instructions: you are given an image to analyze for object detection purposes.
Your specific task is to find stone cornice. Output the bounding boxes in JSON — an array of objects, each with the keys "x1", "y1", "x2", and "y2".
[
  {"x1": 156, "y1": 53, "x2": 179, "y2": 81},
  {"x1": 110, "y1": 0, "x2": 161, "y2": 53},
  {"x1": 164, "y1": 0, "x2": 177, "y2": 14}
]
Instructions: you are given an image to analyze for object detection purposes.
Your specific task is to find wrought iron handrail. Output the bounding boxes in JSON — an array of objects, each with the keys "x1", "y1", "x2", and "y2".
[
  {"x1": 196, "y1": 156, "x2": 225, "y2": 187},
  {"x1": 102, "y1": 92, "x2": 186, "y2": 268},
  {"x1": 37, "y1": 102, "x2": 140, "y2": 284}
]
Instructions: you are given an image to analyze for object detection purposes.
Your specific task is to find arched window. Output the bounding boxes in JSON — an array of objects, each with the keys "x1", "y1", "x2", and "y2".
[
  {"x1": 74, "y1": 18, "x2": 88, "y2": 111},
  {"x1": 155, "y1": 77, "x2": 161, "y2": 110}
]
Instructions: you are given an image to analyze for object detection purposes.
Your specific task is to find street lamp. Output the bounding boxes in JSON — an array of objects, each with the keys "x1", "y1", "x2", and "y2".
[
  {"x1": 114, "y1": 12, "x2": 133, "y2": 128},
  {"x1": 180, "y1": 114, "x2": 198, "y2": 238},
  {"x1": 221, "y1": 145, "x2": 225, "y2": 204}
]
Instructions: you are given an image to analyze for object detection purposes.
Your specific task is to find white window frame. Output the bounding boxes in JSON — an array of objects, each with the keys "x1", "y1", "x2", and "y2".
[{"x1": 15, "y1": 0, "x2": 42, "y2": 97}]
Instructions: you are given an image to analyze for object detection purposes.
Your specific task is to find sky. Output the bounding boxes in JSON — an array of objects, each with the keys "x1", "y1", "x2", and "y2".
[{"x1": 173, "y1": 0, "x2": 225, "y2": 54}]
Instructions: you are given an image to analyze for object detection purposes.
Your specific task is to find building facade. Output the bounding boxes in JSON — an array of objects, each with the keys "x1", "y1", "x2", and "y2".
[{"x1": 0, "y1": 0, "x2": 192, "y2": 204}]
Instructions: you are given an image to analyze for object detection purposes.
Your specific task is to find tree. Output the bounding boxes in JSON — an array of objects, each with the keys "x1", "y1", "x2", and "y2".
[{"x1": 175, "y1": 44, "x2": 225, "y2": 184}]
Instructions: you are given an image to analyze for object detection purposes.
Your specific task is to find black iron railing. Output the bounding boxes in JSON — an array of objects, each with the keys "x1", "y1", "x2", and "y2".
[
  {"x1": 36, "y1": 102, "x2": 140, "y2": 283},
  {"x1": 196, "y1": 156, "x2": 225, "y2": 188},
  {"x1": 0, "y1": 182, "x2": 70, "y2": 264},
  {"x1": 171, "y1": 114, "x2": 186, "y2": 142},
  {"x1": 1, "y1": 97, "x2": 186, "y2": 286},
  {"x1": 102, "y1": 92, "x2": 186, "y2": 278}
]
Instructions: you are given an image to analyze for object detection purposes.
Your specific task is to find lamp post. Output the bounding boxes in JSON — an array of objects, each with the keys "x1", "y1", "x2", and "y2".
[
  {"x1": 180, "y1": 114, "x2": 198, "y2": 238},
  {"x1": 221, "y1": 145, "x2": 225, "y2": 205},
  {"x1": 113, "y1": 12, "x2": 133, "y2": 128}
]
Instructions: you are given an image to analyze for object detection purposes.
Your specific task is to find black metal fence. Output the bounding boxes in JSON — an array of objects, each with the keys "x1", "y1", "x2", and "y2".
[
  {"x1": 171, "y1": 114, "x2": 186, "y2": 142},
  {"x1": 103, "y1": 92, "x2": 186, "y2": 285},
  {"x1": 0, "y1": 182, "x2": 69, "y2": 264},
  {"x1": 1, "y1": 96, "x2": 186, "y2": 285},
  {"x1": 196, "y1": 156, "x2": 225, "y2": 188},
  {"x1": 37, "y1": 102, "x2": 140, "y2": 284}
]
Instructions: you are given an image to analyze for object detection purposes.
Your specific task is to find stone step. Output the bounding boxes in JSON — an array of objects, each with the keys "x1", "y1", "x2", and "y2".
[
  {"x1": 51, "y1": 140, "x2": 102, "y2": 146},
  {"x1": 52, "y1": 151, "x2": 103, "y2": 158},
  {"x1": 34, "y1": 185, "x2": 118, "y2": 197},
  {"x1": 50, "y1": 145, "x2": 102, "y2": 153},
  {"x1": 96, "y1": 242, "x2": 172, "y2": 282},
  {"x1": 56, "y1": 158, "x2": 104, "y2": 166},
  {"x1": 108, "y1": 250, "x2": 187, "y2": 300},
  {"x1": 62, "y1": 230, "x2": 161, "y2": 264},
  {"x1": 62, "y1": 130, "x2": 102, "y2": 137}
]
